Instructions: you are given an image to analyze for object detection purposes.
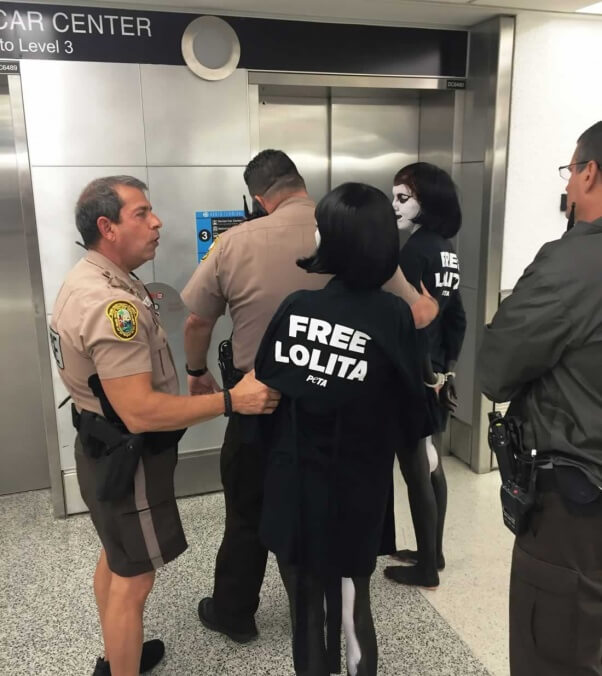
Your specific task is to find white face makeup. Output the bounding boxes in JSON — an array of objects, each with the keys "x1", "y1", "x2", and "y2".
[
  {"x1": 315, "y1": 228, "x2": 321, "y2": 248},
  {"x1": 392, "y1": 184, "x2": 420, "y2": 231}
]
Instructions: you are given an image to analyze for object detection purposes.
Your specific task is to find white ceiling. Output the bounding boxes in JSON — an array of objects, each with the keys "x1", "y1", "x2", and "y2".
[{"x1": 11, "y1": 0, "x2": 602, "y2": 28}]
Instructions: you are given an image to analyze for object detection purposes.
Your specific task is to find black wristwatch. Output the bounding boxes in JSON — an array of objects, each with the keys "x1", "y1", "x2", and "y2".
[{"x1": 185, "y1": 363, "x2": 208, "y2": 377}]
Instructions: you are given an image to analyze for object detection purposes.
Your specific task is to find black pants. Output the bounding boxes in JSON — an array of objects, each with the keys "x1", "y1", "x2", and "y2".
[
  {"x1": 212, "y1": 415, "x2": 268, "y2": 633},
  {"x1": 510, "y1": 480, "x2": 602, "y2": 675},
  {"x1": 278, "y1": 561, "x2": 377, "y2": 676},
  {"x1": 396, "y1": 433, "x2": 447, "y2": 573}
]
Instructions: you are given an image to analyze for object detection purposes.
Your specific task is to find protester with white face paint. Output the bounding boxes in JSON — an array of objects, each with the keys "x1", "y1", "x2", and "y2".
[
  {"x1": 386, "y1": 163, "x2": 467, "y2": 589},
  {"x1": 391, "y1": 183, "x2": 421, "y2": 233},
  {"x1": 255, "y1": 183, "x2": 430, "y2": 676}
]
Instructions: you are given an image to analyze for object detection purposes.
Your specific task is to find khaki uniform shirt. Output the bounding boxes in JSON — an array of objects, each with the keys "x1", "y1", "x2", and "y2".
[
  {"x1": 50, "y1": 250, "x2": 178, "y2": 417},
  {"x1": 181, "y1": 195, "x2": 419, "y2": 372}
]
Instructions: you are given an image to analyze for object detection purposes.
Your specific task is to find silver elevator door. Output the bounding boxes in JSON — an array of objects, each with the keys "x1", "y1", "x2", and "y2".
[
  {"x1": 0, "y1": 74, "x2": 50, "y2": 495},
  {"x1": 257, "y1": 86, "x2": 421, "y2": 201}
]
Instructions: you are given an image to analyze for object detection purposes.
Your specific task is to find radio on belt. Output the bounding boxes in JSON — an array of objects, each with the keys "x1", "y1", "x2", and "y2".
[{"x1": 488, "y1": 411, "x2": 538, "y2": 535}]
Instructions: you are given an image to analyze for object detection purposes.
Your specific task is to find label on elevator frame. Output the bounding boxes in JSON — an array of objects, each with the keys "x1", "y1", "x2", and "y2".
[
  {"x1": 0, "y1": 60, "x2": 19, "y2": 73},
  {"x1": 446, "y1": 79, "x2": 466, "y2": 90},
  {"x1": 195, "y1": 210, "x2": 245, "y2": 263}
]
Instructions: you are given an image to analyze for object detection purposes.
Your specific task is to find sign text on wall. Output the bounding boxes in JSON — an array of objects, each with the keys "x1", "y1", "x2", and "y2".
[
  {"x1": 0, "y1": 7, "x2": 152, "y2": 57},
  {"x1": 0, "y1": 2, "x2": 468, "y2": 77}
]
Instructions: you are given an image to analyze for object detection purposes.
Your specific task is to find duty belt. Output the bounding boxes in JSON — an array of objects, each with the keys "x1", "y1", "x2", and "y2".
[{"x1": 72, "y1": 404, "x2": 185, "y2": 455}]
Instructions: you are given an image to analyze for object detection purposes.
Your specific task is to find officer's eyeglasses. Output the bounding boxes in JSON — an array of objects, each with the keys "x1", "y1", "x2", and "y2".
[{"x1": 558, "y1": 161, "x2": 596, "y2": 180}]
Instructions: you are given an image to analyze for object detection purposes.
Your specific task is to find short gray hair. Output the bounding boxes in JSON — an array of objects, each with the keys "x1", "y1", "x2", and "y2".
[
  {"x1": 575, "y1": 121, "x2": 602, "y2": 170},
  {"x1": 75, "y1": 175, "x2": 148, "y2": 247}
]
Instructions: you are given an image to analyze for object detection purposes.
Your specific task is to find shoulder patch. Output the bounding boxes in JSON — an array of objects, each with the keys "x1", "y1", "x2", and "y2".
[
  {"x1": 49, "y1": 328, "x2": 64, "y2": 369},
  {"x1": 201, "y1": 235, "x2": 220, "y2": 262},
  {"x1": 106, "y1": 300, "x2": 139, "y2": 340}
]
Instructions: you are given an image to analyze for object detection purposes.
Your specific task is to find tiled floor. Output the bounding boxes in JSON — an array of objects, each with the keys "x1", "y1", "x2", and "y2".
[
  {"x1": 393, "y1": 457, "x2": 513, "y2": 676},
  {"x1": 0, "y1": 457, "x2": 511, "y2": 675}
]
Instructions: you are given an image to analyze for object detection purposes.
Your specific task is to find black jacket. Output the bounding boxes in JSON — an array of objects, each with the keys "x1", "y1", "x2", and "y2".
[
  {"x1": 478, "y1": 219, "x2": 602, "y2": 488},
  {"x1": 255, "y1": 278, "x2": 429, "y2": 578},
  {"x1": 400, "y1": 227, "x2": 467, "y2": 372}
]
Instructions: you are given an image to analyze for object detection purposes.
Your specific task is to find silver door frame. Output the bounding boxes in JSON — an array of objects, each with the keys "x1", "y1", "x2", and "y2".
[
  {"x1": 248, "y1": 71, "x2": 460, "y2": 91},
  {"x1": 446, "y1": 16, "x2": 515, "y2": 473},
  {"x1": 7, "y1": 73, "x2": 64, "y2": 516},
  {"x1": 472, "y1": 16, "x2": 514, "y2": 473}
]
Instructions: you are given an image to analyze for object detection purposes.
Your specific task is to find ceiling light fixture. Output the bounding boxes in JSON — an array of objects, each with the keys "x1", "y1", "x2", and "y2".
[{"x1": 577, "y1": 1, "x2": 602, "y2": 13}]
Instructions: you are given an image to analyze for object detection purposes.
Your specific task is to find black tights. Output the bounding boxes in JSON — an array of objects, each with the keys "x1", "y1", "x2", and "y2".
[
  {"x1": 278, "y1": 561, "x2": 377, "y2": 676},
  {"x1": 397, "y1": 435, "x2": 448, "y2": 572}
]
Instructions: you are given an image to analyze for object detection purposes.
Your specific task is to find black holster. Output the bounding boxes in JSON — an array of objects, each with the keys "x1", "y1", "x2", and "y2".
[
  {"x1": 75, "y1": 375, "x2": 187, "y2": 502},
  {"x1": 218, "y1": 338, "x2": 244, "y2": 389},
  {"x1": 73, "y1": 405, "x2": 145, "y2": 502}
]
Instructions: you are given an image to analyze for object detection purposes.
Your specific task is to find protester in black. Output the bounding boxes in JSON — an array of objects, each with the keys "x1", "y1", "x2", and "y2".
[
  {"x1": 255, "y1": 183, "x2": 429, "y2": 676},
  {"x1": 385, "y1": 163, "x2": 466, "y2": 589}
]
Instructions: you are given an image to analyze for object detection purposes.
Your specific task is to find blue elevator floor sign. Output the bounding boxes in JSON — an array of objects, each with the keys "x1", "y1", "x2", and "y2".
[{"x1": 195, "y1": 210, "x2": 245, "y2": 263}]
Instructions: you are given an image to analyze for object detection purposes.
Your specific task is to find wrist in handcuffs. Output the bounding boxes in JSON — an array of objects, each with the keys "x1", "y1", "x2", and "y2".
[{"x1": 425, "y1": 372, "x2": 446, "y2": 389}]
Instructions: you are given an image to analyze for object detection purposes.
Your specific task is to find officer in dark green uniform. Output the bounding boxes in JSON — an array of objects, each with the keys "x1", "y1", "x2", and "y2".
[{"x1": 478, "y1": 121, "x2": 602, "y2": 676}]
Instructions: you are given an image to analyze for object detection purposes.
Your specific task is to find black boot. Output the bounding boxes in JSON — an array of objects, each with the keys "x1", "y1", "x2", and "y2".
[
  {"x1": 91, "y1": 639, "x2": 165, "y2": 675},
  {"x1": 198, "y1": 597, "x2": 258, "y2": 643},
  {"x1": 92, "y1": 658, "x2": 110, "y2": 676},
  {"x1": 390, "y1": 548, "x2": 446, "y2": 570},
  {"x1": 384, "y1": 564, "x2": 439, "y2": 589},
  {"x1": 139, "y1": 640, "x2": 165, "y2": 673}
]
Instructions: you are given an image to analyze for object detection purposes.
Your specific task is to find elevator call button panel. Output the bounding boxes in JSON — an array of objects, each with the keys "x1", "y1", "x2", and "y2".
[{"x1": 195, "y1": 210, "x2": 245, "y2": 262}]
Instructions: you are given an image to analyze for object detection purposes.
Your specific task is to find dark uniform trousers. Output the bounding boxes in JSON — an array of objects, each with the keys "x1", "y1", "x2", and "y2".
[
  {"x1": 510, "y1": 474, "x2": 602, "y2": 676},
  {"x1": 213, "y1": 414, "x2": 269, "y2": 632}
]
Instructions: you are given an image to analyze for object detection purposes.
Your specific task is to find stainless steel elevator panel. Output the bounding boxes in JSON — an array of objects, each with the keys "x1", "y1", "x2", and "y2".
[
  {"x1": 257, "y1": 88, "x2": 420, "y2": 200},
  {"x1": 20, "y1": 61, "x2": 146, "y2": 167},
  {"x1": 31, "y1": 166, "x2": 151, "y2": 311},
  {"x1": 452, "y1": 161, "x2": 484, "y2": 431},
  {"x1": 258, "y1": 91, "x2": 330, "y2": 202},
  {"x1": 456, "y1": 162, "x2": 484, "y2": 292},
  {"x1": 452, "y1": 16, "x2": 514, "y2": 473},
  {"x1": 331, "y1": 92, "x2": 420, "y2": 196},
  {"x1": 418, "y1": 90, "x2": 456, "y2": 175},
  {"x1": 0, "y1": 75, "x2": 50, "y2": 495},
  {"x1": 148, "y1": 166, "x2": 244, "y2": 455},
  {"x1": 141, "y1": 66, "x2": 251, "y2": 166},
  {"x1": 149, "y1": 166, "x2": 247, "y2": 292}
]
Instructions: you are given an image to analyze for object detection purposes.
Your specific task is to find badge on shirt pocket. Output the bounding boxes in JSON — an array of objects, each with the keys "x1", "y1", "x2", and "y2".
[{"x1": 106, "y1": 300, "x2": 139, "y2": 340}]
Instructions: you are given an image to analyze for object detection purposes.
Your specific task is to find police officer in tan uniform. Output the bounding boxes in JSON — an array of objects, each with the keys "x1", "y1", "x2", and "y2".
[
  {"x1": 181, "y1": 150, "x2": 437, "y2": 644},
  {"x1": 50, "y1": 176, "x2": 279, "y2": 676}
]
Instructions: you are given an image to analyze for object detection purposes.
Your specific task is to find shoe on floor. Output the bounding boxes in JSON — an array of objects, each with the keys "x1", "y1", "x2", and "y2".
[
  {"x1": 91, "y1": 639, "x2": 165, "y2": 675},
  {"x1": 197, "y1": 597, "x2": 258, "y2": 644},
  {"x1": 92, "y1": 658, "x2": 110, "y2": 676},
  {"x1": 390, "y1": 548, "x2": 446, "y2": 571},
  {"x1": 384, "y1": 564, "x2": 440, "y2": 590},
  {"x1": 139, "y1": 639, "x2": 165, "y2": 673}
]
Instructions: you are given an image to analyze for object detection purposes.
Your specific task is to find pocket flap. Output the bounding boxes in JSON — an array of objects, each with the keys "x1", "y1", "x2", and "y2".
[{"x1": 512, "y1": 545, "x2": 578, "y2": 595}]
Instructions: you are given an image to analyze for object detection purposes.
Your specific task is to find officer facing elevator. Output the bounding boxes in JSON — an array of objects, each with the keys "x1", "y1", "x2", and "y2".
[
  {"x1": 181, "y1": 149, "x2": 438, "y2": 644},
  {"x1": 49, "y1": 176, "x2": 279, "y2": 676}
]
